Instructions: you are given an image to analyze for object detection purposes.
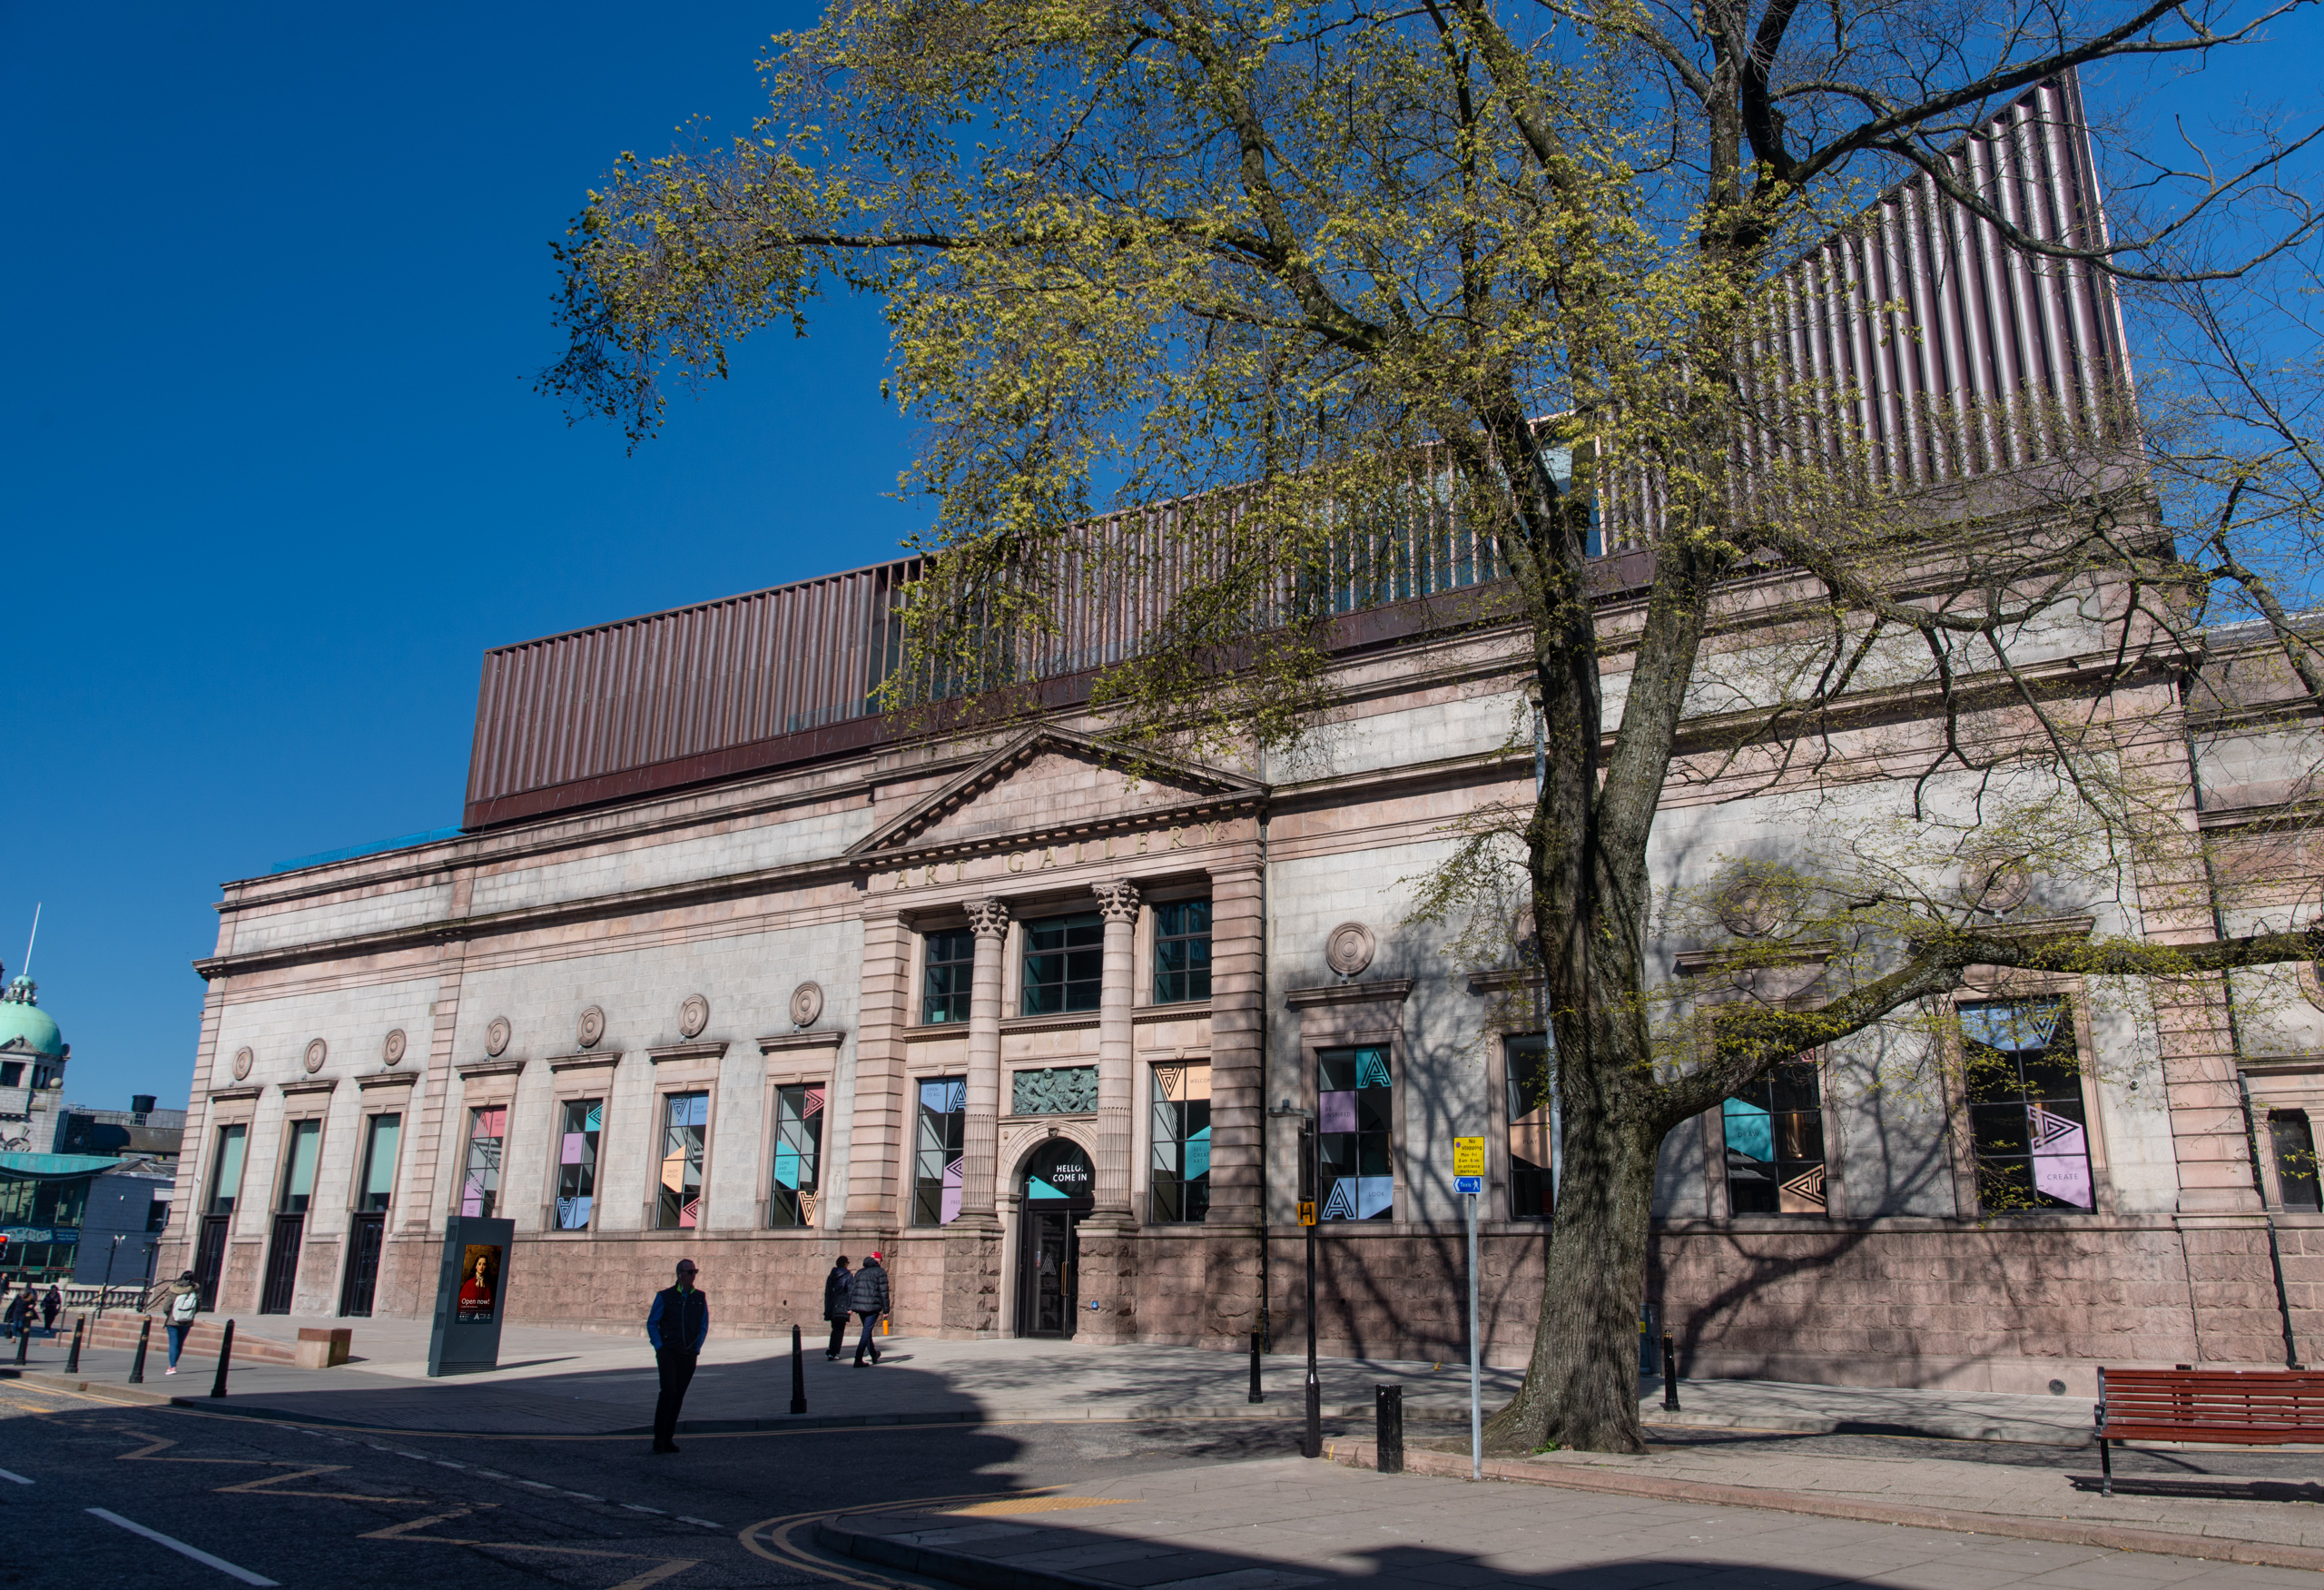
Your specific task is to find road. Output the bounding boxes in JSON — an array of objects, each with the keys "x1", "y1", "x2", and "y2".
[
  {"x1": 8, "y1": 1373, "x2": 2314, "y2": 1590},
  {"x1": 0, "y1": 1375, "x2": 1337, "y2": 1588}
]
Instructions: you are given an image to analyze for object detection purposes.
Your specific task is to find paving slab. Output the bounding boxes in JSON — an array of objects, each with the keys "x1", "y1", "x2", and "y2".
[
  {"x1": 808, "y1": 1457, "x2": 2319, "y2": 1590},
  {"x1": 10, "y1": 1319, "x2": 2102, "y2": 1445}
]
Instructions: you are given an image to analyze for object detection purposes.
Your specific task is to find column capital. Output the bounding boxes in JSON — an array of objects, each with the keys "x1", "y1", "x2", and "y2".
[
  {"x1": 968, "y1": 897, "x2": 1011, "y2": 939},
  {"x1": 1093, "y1": 880, "x2": 1141, "y2": 924}
]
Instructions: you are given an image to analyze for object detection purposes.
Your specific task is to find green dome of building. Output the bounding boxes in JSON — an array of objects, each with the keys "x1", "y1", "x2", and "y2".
[{"x1": 0, "y1": 976, "x2": 63, "y2": 1061}]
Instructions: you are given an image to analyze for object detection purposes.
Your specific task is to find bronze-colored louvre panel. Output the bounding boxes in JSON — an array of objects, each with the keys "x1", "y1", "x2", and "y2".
[{"x1": 463, "y1": 75, "x2": 2129, "y2": 831}]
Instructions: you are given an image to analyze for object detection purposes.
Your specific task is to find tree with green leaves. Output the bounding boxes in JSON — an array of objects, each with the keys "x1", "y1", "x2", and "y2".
[{"x1": 547, "y1": 0, "x2": 2324, "y2": 1452}]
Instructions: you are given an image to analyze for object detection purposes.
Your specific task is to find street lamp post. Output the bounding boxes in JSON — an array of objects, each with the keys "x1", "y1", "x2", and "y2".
[{"x1": 99, "y1": 1235, "x2": 126, "y2": 1317}]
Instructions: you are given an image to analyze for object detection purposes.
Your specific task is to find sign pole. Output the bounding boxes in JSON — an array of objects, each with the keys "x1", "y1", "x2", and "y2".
[
  {"x1": 1453, "y1": 1135, "x2": 1485, "y2": 1480},
  {"x1": 1467, "y1": 1190, "x2": 1482, "y2": 1477}
]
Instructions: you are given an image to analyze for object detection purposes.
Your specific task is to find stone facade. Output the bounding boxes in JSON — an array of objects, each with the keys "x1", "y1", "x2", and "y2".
[{"x1": 154, "y1": 597, "x2": 2319, "y2": 1392}]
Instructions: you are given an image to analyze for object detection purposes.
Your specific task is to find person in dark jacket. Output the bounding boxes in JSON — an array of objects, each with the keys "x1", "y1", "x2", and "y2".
[
  {"x1": 645, "y1": 1259, "x2": 708, "y2": 1453},
  {"x1": 822, "y1": 1256, "x2": 853, "y2": 1360},
  {"x1": 848, "y1": 1252, "x2": 890, "y2": 1366},
  {"x1": 40, "y1": 1286, "x2": 59, "y2": 1335}
]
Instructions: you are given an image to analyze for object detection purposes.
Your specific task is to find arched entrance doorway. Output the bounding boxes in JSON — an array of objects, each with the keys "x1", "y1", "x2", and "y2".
[{"x1": 1017, "y1": 1138, "x2": 1093, "y2": 1338}]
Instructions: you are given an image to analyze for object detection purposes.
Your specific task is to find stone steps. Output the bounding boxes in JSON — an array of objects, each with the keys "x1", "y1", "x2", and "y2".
[{"x1": 71, "y1": 1311, "x2": 300, "y2": 1366}]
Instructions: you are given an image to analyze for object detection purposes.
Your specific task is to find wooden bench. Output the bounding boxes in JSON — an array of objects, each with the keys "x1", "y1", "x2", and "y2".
[{"x1": 2095, "y1": 1368, "x2": 2324, "y2": 1495}]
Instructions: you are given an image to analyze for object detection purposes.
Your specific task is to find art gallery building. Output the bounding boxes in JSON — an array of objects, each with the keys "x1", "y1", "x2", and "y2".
[{"x1": 158, "y1": 81, "x2": 2324, "y2": 1393}]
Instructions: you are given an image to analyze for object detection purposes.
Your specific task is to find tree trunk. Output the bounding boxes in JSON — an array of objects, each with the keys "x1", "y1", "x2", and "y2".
[{"x1": 1482, "y1": 1096, "x2": 1660, "y2": 1455}]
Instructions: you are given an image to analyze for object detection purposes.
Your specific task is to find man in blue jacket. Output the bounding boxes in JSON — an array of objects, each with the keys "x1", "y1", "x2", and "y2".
[{"x1": 645, "y1": 1259, "x2": 708, "y2": 1453}]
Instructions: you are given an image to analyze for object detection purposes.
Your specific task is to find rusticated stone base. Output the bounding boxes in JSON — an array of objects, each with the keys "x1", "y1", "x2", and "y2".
[{"x1": 299, "y1": 1210, "x2": 2308, "y2": 1393}]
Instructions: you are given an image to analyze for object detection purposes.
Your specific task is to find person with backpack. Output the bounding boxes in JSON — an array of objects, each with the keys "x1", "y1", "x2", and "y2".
[
  {"x1": 847, "y1": 1253, "x2": 890, "y2": 1367},
  {"x1": 160, "y1": 1271, "x2": 202, "y2": 1374},
  {"x1": 822, "y1": 1255, "x2": 853, "y2": 1360}
]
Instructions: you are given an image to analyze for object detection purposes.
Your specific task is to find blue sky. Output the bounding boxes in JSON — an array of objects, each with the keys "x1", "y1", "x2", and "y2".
[{"x1": 4, "y1": 3, "x2": 2318, "y2": 1114}]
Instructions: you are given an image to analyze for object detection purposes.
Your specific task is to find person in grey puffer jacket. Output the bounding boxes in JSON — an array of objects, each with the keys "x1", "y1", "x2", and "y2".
[{"x1": 847, "y1": 1253, "x2": 890, "y2": 1366}]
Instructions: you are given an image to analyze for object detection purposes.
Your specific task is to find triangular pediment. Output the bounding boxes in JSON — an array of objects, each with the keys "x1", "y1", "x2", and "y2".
[{"x1": 847, "y1": 727, "x2": 1265, "y2": 859}]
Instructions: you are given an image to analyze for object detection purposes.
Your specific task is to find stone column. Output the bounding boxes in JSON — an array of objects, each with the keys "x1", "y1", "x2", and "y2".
[
  {"x1": 955, "y1": 898, "x2": 1010, "y2": 1230},
  {"x1": 842, "y1": 913, "x2": 912, "y2": 1241},
  {"x1": 1202, "y1": 861, "x2": 1265, "y2": 1347},
  {"x1": 1089, "y1": 881, "x2": 1141, "y2": 1227}
]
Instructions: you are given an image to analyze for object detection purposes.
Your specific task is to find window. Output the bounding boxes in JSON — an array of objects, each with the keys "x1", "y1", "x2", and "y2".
[
  {"x1": 0, "y1": 1063, "x2": 19, "y2": 1087},
  {"x1": 1506, "y1": 1036, "x2": 1556, "y2": 1220},
  {"x1": 555, "y1": 1100, "x2": 601, "y2": 1230},
  {"x1": 913, "y1": 1076, "x2": 966, "y2": 1226},
  {"x1": 656, "y1": 1092, "x2": 709, "y2": 1229},
  {"x1": 769, "y1": 1084, "x2": 824, "y2": 1228},
  {"x1": 280, "y1": 1119, "x2": 322, "y2": 1214},
  {"x1": 1153, "y1": 900, "x2": 1212, "y2": 1003},
  {"x1": 1023, "y1": 914, "x2": 1103, "y2": 1014},
  {"x1": 1722, "y1": 1059, "x2": 1826, "y2": 1214},
  {"x1": 146, "y1": 1199, "x2": 171, "y2": 1233},
  {"x1": 1150, "y1": 1062, "x2": 1211, "y2": 1222},
  {"x1": 207, "y1": 1123, "x2": 249, "y2": 1215},
  {"x1": 0, "y1": 1178, "x2": 84, "y2": 1228},
  {"x1": 1963, "y1": 1000, "x2": 2093, "y2": 1212},
  {"x1": 1012, "y1": 1065, "x2": 1097, "y2": 1115},
  {"x1": 1317, "y1": 1046, "x2": 1393, "y2": 1221},
  {"x1": 358, "y1": 1114, "x2": 400, "y2": 1213},
  {"x1": 2273, "y1": 1110, "x2": 2320, "y2": 1210},
  {"x1": 461, "y1": 1106, "x2": 506, "y2": 1218},
  {"x1": 922, "y1": 929, "x2": 976, "y2": 1024}
]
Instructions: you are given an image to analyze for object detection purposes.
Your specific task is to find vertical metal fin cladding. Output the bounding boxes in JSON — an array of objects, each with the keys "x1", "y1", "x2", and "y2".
[{"x1": 465, "y1": 76, "x2": 2130, "y2": 822}]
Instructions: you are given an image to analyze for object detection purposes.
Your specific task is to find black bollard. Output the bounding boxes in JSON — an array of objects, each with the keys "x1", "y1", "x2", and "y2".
[
  {"x1": 209, "y1": 1321, "x2": 235, "y2": 1397},
  {"x1": 1375, "y1": 1384, "x2": 1404, "y2": 1475},
  {"x1": 1660, "y1": 1331, "x2": 1680, "y2": 1412},
  {"x1": 790, "y1": 1323, "x2": 807, "y2": 1417},
  {"x1": 65, "y1": 1318, "x2": 83, "y2": 1374},
  {"x1": 128, "y1": 1318, "x2": 151, "y2": 1382},
  {"x1": 1248, "y1": 1331, "x2": 1264, "y2": 1404}
]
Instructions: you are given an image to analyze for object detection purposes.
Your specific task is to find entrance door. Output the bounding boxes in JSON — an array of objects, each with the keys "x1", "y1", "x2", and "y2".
[
  {"x1": 1015, "y1": 1138, "x2": 1095, "y2": 1338},
  {"x1": 340, "y1": 1212, "x2": 386, "y2": 1317},
  {"x1": 1019, "y1": 1210, "x2": 1079, "y2": 1336},
  {"x1": 194, "y1": 1216, "x2": 230, "y2": 1309},
  {"x1": 260, "y1": 1215, "x2": 304, "y2": 1314}
]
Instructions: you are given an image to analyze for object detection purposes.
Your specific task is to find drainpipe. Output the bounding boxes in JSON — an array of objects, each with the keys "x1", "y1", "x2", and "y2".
[
  {"x1": 1256, "y1": 807, "x2": 1274, "y2": 1352},
  {"x1": 2181, "y1": 687, "x2": 2301, "y2": 1368}
]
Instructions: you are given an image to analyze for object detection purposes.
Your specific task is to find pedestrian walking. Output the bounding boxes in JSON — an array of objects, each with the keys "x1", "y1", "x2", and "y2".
[
  {"x1": 848, "y1": 1252, "x2": 890, "y2": 1367},
  {"x1": 161, "y1": 1271, "x2": 202, "y2": 1375},
  {"x1": 645, "y1": 1259, "x2": 707, "y2": 1454},
  {"x1": 41, "y1": 1286, "x2": 59, "y2": 1336},
  {"x1": 822, "y1": 1255, "x2": 853, "y2": 1360}
]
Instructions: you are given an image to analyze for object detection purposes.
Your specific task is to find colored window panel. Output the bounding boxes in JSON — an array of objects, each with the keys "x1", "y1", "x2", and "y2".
[
  {"x1": 281, "y1": 1119, "x2": 322, "y2": 1214},
  {"x1": 1149, "y1": 1062, "x2": 1212, "y2": 1223},
  {"x1": 913, "y1": 1076, "x2": 967, "y2": 1226},
  {"x1": 1722, "y1": 1059, "x2": 1826, "y2": 1215},
  {"x1": 1506, "y1": 1035, "x2": 1556, "y2": 1220},
  {"x1": 1153, "y1": 900, "x2": 1213, "y2": 1004},
  {"x1": 769, "y1": 1083, "x2": 825, "y2": 1228},
  {"x1": 1317, "y1": 1046, "x2": 1393, "y2": 1221},
  {"x1": 1022, "y1": 914, "x2": 1103, "y2": 1014},
  {"x1": 359, "y1": 1114, "x2": 400, "y2": 1213},
  {"x1": 922, "y1": 929, "x2": 976, "y2": 1024},
  {"x1": 1963, "y1": 1000, "x2": 2093, "y2": 1212},
  {"x1": 657, "y1": 1092, "x2": 709, "y2": 1229},
  {"x1": 2273, "y1": 1110, "x2": 2320, "y2": 1210},
  {"x1": 461, "y1": 1106, "x2": 506, "y2": 1219},
  {"x1": 556, "y1": 1099, "x2": 602, "y2": 1230},
  {"x1": 207, "y1": 1123, "x2": 248, "y2": 1216}
]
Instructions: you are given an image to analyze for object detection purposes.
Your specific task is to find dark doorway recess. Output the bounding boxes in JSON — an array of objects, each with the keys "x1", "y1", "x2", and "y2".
[
  {"x1": 340, "y1": 1212, "x2": 386, "y2": 1317},
  {"x1": 261, "y1": 1215, "x2": 303, "y2": 1314},
  {"x1": 1017, "y1": 1138, "x2": 1093, "y2": 1338}
]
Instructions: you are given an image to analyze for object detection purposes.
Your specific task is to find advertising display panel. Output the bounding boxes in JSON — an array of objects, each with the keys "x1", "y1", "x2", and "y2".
[{"x1": 427, "y1": 1214, "x2": 514, "y2": 1376}]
